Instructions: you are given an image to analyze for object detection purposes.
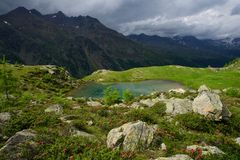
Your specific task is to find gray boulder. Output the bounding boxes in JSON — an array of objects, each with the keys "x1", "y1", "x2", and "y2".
[
  {"x1": 45, "y1": 104, "x2": 63, "y2": 114},
  {"x1": 155, "y1": 154, "x2": 193, "y2": 160},
  {"x1": 187, "y1": 145, "x2": 225, "y2": 156},
  {"x1": 193, "y1": 85, "x2": 231, "y2": 121},
  {"x1": 107, "y1": 121, "x2": 158, "y2": 151},
  {"x1": 165, "y1": 98, "x2": 192, "y2": 116},
  {"x1": 0, "y1": 112, "x2": 11, "y2": 123},
  {"x1": 0, "y1": 129, "x2": 37, "y2": 160}
]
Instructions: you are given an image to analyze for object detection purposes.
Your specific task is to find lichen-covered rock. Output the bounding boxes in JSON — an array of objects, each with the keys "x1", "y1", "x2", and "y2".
[
  {"x1": 107, "y1": 121, "x2": 158, "y2": 151},
  {"x1": 155, "y1": 154, "x2": 193, "y2": 160},
  {"x1": 165, "y1": 98, "x2": 192, "y2": 116},
  {"x1": 187, "y1": 145, "x2": 225, "y2": 155},
  {"x1": 0, "y1": 129, "x2": 37, "y2": 160},
  {"x1": 193, "y1": 85, "x2": 231, "y2": 121},
  {"x1": 45, "y1": 104, "x2": 63, "y2": 114}
]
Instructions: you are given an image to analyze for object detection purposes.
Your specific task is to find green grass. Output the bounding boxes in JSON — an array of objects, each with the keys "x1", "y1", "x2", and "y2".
[
  {"x1": 84, "y1": 65, "x2": 240, "y2": 89},
  {"x1": 1, "y1": 62, "x2": 240, "y2": 159}
]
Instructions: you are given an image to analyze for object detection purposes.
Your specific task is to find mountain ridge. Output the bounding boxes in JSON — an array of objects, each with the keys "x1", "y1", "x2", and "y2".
[{"x1": 0, "y1": 7, "x2": 238, "y2": 77}]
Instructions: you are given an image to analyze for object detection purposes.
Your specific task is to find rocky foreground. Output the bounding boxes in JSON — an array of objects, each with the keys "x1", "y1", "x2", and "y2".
[{"x1": 0, "y1": 81, "x2": 240, "y2": 159}]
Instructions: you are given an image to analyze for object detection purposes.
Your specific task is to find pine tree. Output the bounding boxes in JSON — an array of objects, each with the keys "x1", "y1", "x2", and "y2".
[{"x1": 0, "y1": 56, "x2": 18, "y2": 107}]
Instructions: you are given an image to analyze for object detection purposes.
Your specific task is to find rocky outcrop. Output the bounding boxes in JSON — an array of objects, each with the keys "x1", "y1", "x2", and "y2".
[
  {"x1": 187, "y1": 145, "x2": 225, "y2": 156},
  {"x1": 155, "y1": 154, "x2": 193, "y2": 160},
  {"x1": 165, "y1": 98, "x2": 192, "y2": 116},
  {"x1": 0, "y1": 129, "x2": 37, "y2": 160},
  {"x1": 192, "y1": 85, "x2": 231, "y2": 121},
  {"x1": 107, "y1": 121, "x2": 158, "y2": 151},
  {"x1": 45, "y1": 104, "x2": 63, "y2": 114}
]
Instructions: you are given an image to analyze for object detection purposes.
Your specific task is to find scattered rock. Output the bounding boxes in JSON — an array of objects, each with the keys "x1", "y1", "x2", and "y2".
[
  {"x1": 169, "y1": 88, "x2": 186, "y2": 94},
  {"x1": 155, "y1": 154, "x2": 193, "y2": 160},
  {"x1": 45, "y1": 104, "x2": 63, "y2": 114},
  {"x1": 60, "y1": 115, "x2": 79, "y2": 124},
  {"x1": 165, "y1": 98, "x2": 192, "y2": 116},
  {"x1": 107, "y1": 120, "x2": 158, "y2": 151},
  {"x1": 193, "y1": 85, "x2": 231, "y2": 121},
  {"x1": 110, "y1": 103, "x2": 127, "y2": 108},
  {"x1": 213, "y1": 89, "x2": 222, "y2": 94},
  {"x1": 198, "y1": 85, "x2": 209, "y2": 92},
  {"x1": 140, "y1": 99, "x2": 156, "y2": 107},
  {"x1": 0, "y1": 112, "x2": 11, "y2": 123},
  {"x1": 139, "y1": 97, "x2": 164, "y2": 108},
  {"x1": 72, "y1": 105, "x2": 81, "y2": 110},
  {"x1": 87, "y1": 101, "x2": 102, "y2": 107},
  {"x1": 187, "y1": 145, "x2": 225, "y2": 156},
  {"x1": 70, "y1": 127, "x2": 95, "y2": 138},
  {"x1": 87, "y1": 120, "x2": 94, "y2": 126},
  {"x1": 161, "y1": 143, "x2": 167, "y2": 151},
  {"x1": 130, "y1": 102, "x2": 144, "y2": 109},
  {"x1": 235, "y1": 137, "x2": 240, "y2": 145},
  {"x1": 0, "y1": 129, "x2": 37, "y2": 159},
  {"x1": 66, "y1": 96, "x2": 74, "y2": 100}
]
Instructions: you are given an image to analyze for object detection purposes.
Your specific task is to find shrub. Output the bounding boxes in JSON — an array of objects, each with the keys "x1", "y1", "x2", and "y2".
[
  {"x1": 103, "y1": 87, "x2": 121, "y2": 105},
  {"x1": 122, "y1": 89, "x2": 134, "y2": 103},
  {"x1": 226, "y1": 88, "x2": 240, "y2": 98},
  {"x1": 36, "y1": 136, "x2": 123, "y2": 160},
  {"x1": 0, "y1": 56, "x2": 20, "y2": 108},
  {"x1": 175, "y1": 113, "x2": 216, "y2": 133},
  {"x1": 71, "y1": 119, "x2": 88, "y2": 132}
]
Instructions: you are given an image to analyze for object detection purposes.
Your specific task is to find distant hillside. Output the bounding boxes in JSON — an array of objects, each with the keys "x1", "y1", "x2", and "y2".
[
  {"x1": 84, "y1": 59, "x2": 240, "y2": 89},
  {"x1": 128, "y1": 34, "x2": 240, "y2": 67}
]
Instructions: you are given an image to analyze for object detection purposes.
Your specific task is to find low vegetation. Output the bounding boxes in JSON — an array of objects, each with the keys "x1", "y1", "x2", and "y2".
[{"x1": 0, "y1": 59, "x2": 240, "y2": 159}]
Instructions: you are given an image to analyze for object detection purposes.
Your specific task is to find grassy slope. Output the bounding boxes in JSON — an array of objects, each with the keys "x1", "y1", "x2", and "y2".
[
  {"x1": 0, "y1": 62, "x2": 240, "y2": 159},
  {"x1": 84, "y1": 65, "x2": 240, "y2": 89}
]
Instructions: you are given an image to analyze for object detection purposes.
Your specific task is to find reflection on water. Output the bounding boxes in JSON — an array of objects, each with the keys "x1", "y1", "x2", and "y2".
[{"x1": 71, "y1": 80, "x2": 185, "y2": 98}]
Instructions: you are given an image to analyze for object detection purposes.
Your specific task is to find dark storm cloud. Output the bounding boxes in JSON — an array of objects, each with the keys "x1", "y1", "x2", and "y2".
[
  {"x1": 0, "y1": 0, "x2": 240, "y2": 39},
  {"x1": 231, "y1": 4, "x2": 240, "y2": 15}
]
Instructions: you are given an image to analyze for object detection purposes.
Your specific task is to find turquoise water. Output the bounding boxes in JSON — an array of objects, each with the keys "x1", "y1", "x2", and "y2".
[{"x1": 71, "y1": 80, "x2": 185, "y2": 98}]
